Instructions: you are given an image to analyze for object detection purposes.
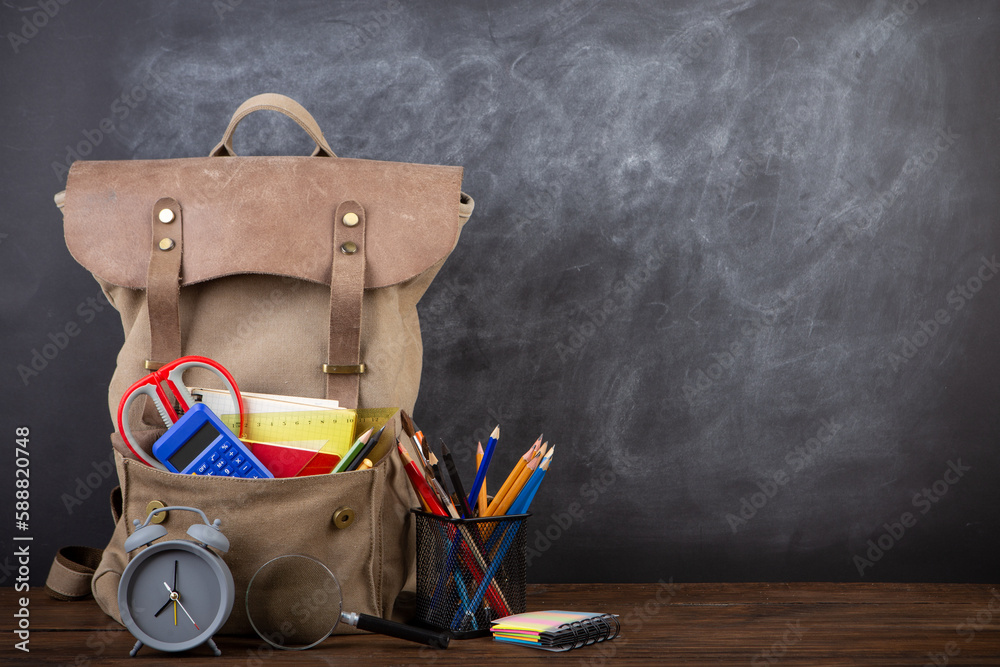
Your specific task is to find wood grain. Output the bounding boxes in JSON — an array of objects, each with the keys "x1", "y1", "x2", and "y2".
[{"x1": 4, "y1": 583, "x2": 1000, "y2": 665}]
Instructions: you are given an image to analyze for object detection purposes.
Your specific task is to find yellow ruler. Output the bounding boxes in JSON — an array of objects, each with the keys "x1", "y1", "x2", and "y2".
[
  {"x1": 355, "y1": 407, "x2": 400, "y2": 464},
  {"x1": 220, "y1": 409, "x2": 356, "y2": 457}
]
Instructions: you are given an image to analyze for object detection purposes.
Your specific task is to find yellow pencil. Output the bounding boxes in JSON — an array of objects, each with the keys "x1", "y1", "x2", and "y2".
[
  {"x1": 484, "y1": 436, "x2": 541, "y2": 517},
  {"x1": 490, "y1": 454, "x2": 540, "y2": 517},
  {"x1": 476, "y1": 442, "x2": 488, "y2": 517}
]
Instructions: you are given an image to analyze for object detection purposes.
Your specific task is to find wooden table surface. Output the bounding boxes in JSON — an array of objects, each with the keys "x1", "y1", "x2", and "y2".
[{"x1": 4, "y1": 582, "x2": 1000, "y2": 665}]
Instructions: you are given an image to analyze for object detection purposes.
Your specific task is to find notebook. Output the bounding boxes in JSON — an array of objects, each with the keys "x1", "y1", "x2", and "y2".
[{"x1": 490, "y1": 610, "x2": 620, "y2": 651}]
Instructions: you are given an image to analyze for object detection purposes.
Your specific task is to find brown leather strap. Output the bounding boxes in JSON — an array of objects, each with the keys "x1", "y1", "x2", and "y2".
[
  {"x1": 210, "y1": 93, "x2": 336, "y2": 158},
  {"x1": 144, "y1": 197, "x2": 183, "y2": 422},
  {"x1": 45, "y1": 546, "x2": 103, "y2": 600},
  {"x1": 325, "y1": 200, "x2": 366, "y2": 408},
  {"x1": 146, "y1": 197, "x2": 183, "y2": 367}
]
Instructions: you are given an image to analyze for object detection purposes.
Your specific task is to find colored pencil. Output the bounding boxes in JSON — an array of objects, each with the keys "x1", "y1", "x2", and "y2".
[
  {"x1": 345, "y1": 424, "x2": 386, "y2": 471},
  {"x1": 476, "y1": 443, "x2": 488, "y2": 517},
  {"x1": 467, "y1": 425, "x2": 499, "y2": 514},
  {"x1": 509, "y1": 447, "x2": 553, "y2": 515},
  {"x1": 487, "y1": 454, "x2": 540, "y2": 517},
  {"x1": 440, "y1": 441, "x2": 474, "y2": 518},
  {"x1": 400, "y1": 410, "x2": 428, "y2": 460},
  {"x1": 397, "y1": 444, "x2": 446, "y2": 515},
  {"x1": 429, "y1": 451, "x2": 447, "y2": 490},
  {"x1": 331, "y1": 427, "x2": 374, "y2": 473},
  {"x1": 484, "y1": 436, "x2": 541, "y2": 517}
]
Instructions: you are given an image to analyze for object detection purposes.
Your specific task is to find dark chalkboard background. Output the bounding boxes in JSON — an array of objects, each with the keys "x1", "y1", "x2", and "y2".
[{"x1": 2, "y1": 0, "x2": 999, "y2": 586}]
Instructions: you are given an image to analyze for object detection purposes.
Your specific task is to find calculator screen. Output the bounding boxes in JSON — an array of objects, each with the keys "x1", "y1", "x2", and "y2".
[{"x1": 169, "y1": 420, "x2": 220, "y2": 471}]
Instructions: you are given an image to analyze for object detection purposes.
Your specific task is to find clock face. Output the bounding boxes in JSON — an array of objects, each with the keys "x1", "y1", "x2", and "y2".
[{"x1": 120, "y1": 541, "x2": 233, "y2": 652}]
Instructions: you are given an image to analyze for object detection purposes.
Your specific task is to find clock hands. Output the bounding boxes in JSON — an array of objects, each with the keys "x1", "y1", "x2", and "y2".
[
  {"x1": 153, "y1": 596, "x2": 173, "y2": 618},
  {"x1": 154, "y1": 560, "x2": 181, "y2": 623},
  {"x1": 163, "y1": 581, "x2": 201, "y2": 631},
  {"x1": 173, "y1": 560, "x2": 178, "y2": 626}
]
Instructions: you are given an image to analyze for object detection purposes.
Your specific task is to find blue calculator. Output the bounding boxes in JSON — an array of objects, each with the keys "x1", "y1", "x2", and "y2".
[{"x1": 151, "y1": 403, "x2": 273, "y2": 478}]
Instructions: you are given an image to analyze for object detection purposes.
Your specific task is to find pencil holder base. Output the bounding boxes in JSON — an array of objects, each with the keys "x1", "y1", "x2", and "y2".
[{"x1": 412, "y1": 509, "x2": 528, "y2": 639}]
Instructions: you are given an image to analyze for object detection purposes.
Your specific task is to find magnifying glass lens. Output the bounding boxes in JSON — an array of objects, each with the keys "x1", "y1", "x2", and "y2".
[
  {"x1": 246, "y1": 554, "x2": 342, "y2": 650},
  {"x1": 247, "y1": 553, "x2": 450, "y2": 650}
]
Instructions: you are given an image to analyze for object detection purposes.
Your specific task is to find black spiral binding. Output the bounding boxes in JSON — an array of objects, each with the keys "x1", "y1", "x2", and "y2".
[{"x1": 542, "y1": 613, "x2": 621, "y2": 650}]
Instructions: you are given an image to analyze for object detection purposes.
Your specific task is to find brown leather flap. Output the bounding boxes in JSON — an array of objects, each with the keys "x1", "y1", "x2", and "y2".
[{"x1": 63, "y1": 155, "x2": 465, "y2": 289}]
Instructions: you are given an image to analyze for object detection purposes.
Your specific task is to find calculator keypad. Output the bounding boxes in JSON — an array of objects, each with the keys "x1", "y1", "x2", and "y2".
[{"x1": 193, "y1": 441, "x2": 271, "y2": 478}]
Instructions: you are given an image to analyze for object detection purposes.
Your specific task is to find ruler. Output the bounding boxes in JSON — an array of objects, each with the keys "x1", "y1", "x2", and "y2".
[
  {"x1": 354, "y1": 407, "x2": 400, "y2": 465},
  {"x1": 219, "y1": 409, "x2": 356, "y2": 477}
]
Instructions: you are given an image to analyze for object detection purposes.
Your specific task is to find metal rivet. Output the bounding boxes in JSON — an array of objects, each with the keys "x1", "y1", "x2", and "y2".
[
  {"x1": 332, "y1": 507, "x2": 356, "y2": 529},
  {"x1": 146, "y1": 501, "x2": 167, "y2": 524},
  {"x1": 158, "y1": 238, "x2": 175, "y2": 251},
  {"x1": 158, "y1": 208, "x2": 175, "y2": 223},
  {"x1": 342, "y1": 212, "x2": 359, "y2": 227},
  {"x1": 340, "y1": 241, "x2": 358, "y2": 255}
]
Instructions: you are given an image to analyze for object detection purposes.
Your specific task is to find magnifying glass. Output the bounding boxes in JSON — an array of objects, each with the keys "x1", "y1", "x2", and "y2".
[{"x1": 246, "y1": 554, "x2": 450, "y2": 650}]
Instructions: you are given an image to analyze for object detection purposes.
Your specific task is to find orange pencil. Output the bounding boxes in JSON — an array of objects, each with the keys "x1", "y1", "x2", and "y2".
[
  {"x1": 484, "y1": 436, "x2": 541, "y2": 517},
  {"x1": 489, "y1": 454, "x2": 540, "y2": 517},
  {"x1": 476, "y1": 442, "x2": 488, "y2": 517}
]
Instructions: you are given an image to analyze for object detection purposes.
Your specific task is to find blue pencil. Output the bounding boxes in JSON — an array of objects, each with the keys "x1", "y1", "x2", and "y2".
[
  {"x1": 509, "y1": 447, "x2": 553, "y2": 515},
  {"x1": 467, "y1": 425, "x2": 499, "y2": 514}
]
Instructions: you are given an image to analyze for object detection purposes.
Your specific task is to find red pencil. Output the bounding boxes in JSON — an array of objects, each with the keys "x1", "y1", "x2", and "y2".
[{"x1": 398, "y1": 444, "x2": 447, "y2": 515}]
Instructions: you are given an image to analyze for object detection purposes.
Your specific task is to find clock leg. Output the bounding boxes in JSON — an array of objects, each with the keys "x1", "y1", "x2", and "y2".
[
  {"x1": 206, "y1": 637, "x2": 221, "y2": 656},
  {"x1": 129, "y1": 639, "x2": 143, "y2": 657}
]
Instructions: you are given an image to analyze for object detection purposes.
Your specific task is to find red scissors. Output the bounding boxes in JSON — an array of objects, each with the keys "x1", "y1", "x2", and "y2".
[{"x1": 116, "y1": 356, "x2": 246, "y2": 470}]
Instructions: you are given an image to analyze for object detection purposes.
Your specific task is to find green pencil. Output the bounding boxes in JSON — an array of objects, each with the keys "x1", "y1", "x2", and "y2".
[{"x1": 332, "y1": 427, "x2": 374, "y2": 473}]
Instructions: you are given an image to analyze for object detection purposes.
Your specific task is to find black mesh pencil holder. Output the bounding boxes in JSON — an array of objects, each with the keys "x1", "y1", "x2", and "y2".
[{"x1": 412, "y1": 509, "x2": 529, "y2": 639}]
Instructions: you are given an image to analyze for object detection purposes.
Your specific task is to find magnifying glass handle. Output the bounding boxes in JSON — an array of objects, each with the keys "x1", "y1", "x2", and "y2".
[{"x1": 343, "y1": 612, "x2": 450, "y2": 649}]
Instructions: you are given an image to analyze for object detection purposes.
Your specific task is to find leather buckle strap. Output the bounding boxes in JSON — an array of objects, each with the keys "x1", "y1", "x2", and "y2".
[
  {"x1": 326, "y1": 200, "x2": 366, "y2": 408},
  {"x1": 144, "y1": 197, "x2": 183, "y2": 423}
]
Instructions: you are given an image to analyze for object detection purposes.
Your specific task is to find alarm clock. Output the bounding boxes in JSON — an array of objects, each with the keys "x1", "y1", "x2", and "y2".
[{"x1": 118, "y1": 506, "x2": 235, "y2": 656}]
